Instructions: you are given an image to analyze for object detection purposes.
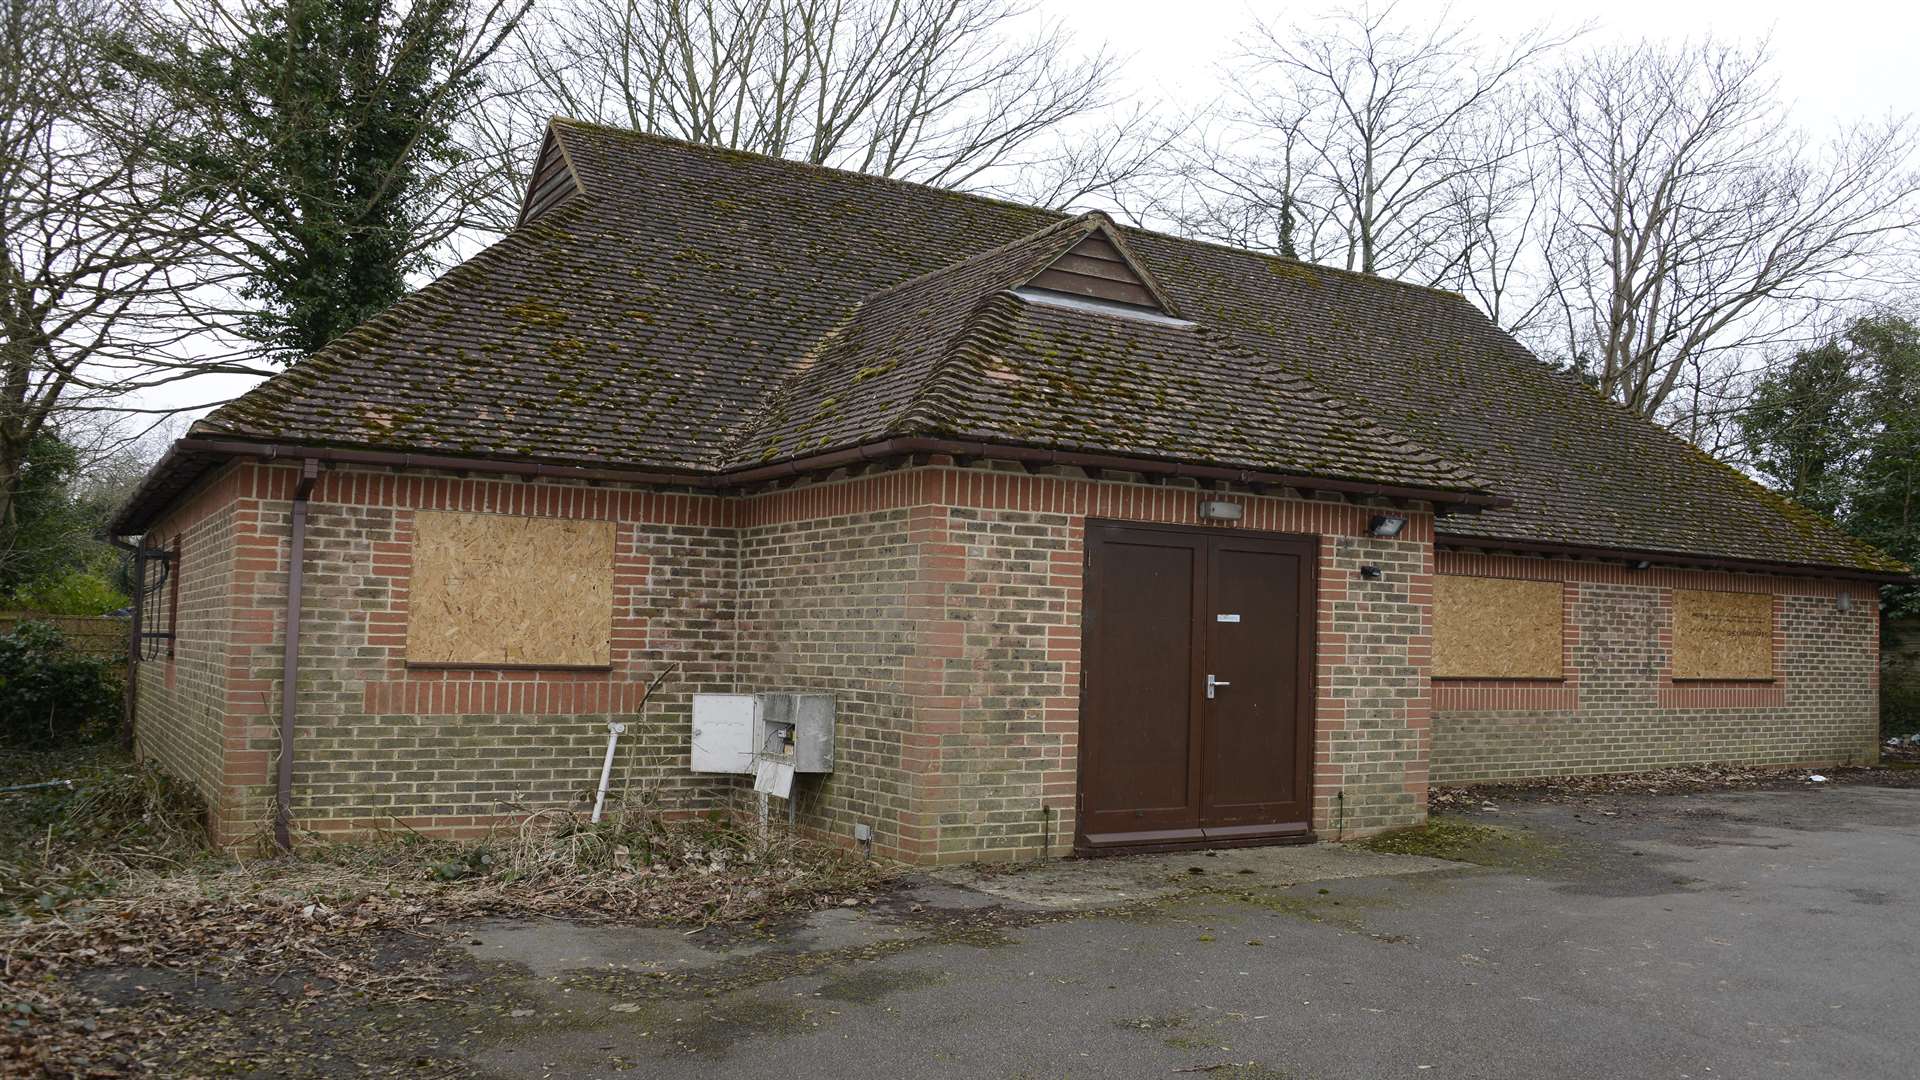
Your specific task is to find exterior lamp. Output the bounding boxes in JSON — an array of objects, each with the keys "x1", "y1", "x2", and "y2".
[
  {"x1": 1367, "y1": 514, "x2": 1406, "y2": 538},
  {"x1": 1198, "y1": 498, "x2": 1245, "y2": 522}
]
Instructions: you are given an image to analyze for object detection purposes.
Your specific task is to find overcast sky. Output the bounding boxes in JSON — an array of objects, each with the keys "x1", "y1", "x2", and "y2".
[
  {"x1": 139, "y1": 0, "x2": 1917, "y2": 428},
  {"x1": 1047, "y1": 0, "x2": 1918, "y2": 127}
]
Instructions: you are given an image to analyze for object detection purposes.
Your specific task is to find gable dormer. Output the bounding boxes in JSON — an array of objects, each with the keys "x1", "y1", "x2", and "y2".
[
  {"x1": 515, "y1": 126, "x2": 584, "y2": 227},
  {"x1": 1018, "y1": 218, "x2": 1180, "y2": 319}
]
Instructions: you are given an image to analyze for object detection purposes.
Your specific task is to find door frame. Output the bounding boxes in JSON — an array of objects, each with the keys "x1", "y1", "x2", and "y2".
[{"x1": 1073, "y1": 519, "x2": 1319, "y2": 855}]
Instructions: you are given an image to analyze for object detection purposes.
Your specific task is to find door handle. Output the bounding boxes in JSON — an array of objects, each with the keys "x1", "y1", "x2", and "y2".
[{"x1": 1206, "y1": 674, "x2": 1231, "y2": 699}]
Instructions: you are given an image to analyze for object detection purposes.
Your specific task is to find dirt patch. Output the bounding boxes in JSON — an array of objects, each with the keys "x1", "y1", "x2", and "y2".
[{"x1": 1356, "y1": 816, "x2": 1564, "y2": 870}]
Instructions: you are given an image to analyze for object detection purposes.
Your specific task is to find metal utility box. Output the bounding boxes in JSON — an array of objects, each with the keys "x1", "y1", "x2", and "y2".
[
  {"x1": 690, "y1": 692, "x2": 834, "y2": 774},
  {"x1": 753, "y1": 692, "x2": 835, "y2": 773},
  {"x1": 690, "y1": 694, "x2": 756, "y2": 774}
]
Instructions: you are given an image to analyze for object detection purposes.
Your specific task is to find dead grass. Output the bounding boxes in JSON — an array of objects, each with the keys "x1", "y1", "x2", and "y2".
[{"x1": 0, "y1": 750, "x2": 893, "y2": 1077}]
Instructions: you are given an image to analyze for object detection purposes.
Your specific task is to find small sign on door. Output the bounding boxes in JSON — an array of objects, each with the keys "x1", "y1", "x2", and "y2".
[{"x1": 1216, "y1": 613, "x2": 1241, "y2": 623}]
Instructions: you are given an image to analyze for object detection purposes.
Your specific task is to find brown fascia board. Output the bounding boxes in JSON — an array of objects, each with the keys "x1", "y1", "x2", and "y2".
[
  {"x1": 723, "y1": 437, "x2": 1510, "y2": 509},
  {"x1": 110, "y1": 434, "x2": 1508, "y2": 536},
  {"x1": 120, "y1": 436, "x2": 1902, "y2": 582},
  {"x1": 1436, "y1": 532, "x2": 1915, "y2": 586}
]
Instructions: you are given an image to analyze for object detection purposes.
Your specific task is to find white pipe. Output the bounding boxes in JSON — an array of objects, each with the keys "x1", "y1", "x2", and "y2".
[{"x1": 591, "y1": 721, "x2": 627, "y2": 824}]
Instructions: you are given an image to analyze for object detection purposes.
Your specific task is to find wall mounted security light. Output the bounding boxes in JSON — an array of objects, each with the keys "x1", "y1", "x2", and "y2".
[
  {"x1": 1199, "y1": 498, "x2": 1245, "y2": 522},
  {"x1": 1359, "y1": 565, "x2": 1383, "y2": 580},
  {"x1": 1631, "y1": 560, "x2": 1652, "y2": 570},
  {"x1": 1367, "y1": 514, "x2": 1406, "y2": 538}
]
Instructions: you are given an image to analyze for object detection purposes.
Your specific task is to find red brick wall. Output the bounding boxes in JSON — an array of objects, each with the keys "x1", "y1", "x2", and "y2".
[
  {"x1": 1430, "y1": 552, "x2": 1880, "y2": 783},
  {"x1": 139, "y1": 462, "x2": 744, "y2": 845}
]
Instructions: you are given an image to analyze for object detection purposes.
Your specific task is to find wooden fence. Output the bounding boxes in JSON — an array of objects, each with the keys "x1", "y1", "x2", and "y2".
[{"x1": 0, "y1": 612, "x2": 130, "y2": 658}]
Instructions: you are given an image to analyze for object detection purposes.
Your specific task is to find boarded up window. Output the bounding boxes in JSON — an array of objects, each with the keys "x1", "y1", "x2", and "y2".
[
  {"x1": 407, "y1": 511, "x2": 615, "y2": 667},
  {"x1": 1433, "y1": 575, "x2": 1564, "y2": 679},
  {"x1": 1671, "y1": 589, "x2": 1772, "y2": 680}
]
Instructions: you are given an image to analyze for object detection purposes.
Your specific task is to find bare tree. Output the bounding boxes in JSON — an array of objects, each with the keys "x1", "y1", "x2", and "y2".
[
  {"x1": 479, "y1": 0, "x2": 1154, "y2": 222},
  {"x1": 0, "y1": 0, "x2": 262, "y2": 538},
  {"x1": 1168, "y1": 3, "x2": 1571, "y2": 282},
  {"x1": 1539, "y1": 39, "x2": 1920, "y2": 421},
  {"x1": 1434, "y1": 92, "x2": 1563, "y2": 339}
]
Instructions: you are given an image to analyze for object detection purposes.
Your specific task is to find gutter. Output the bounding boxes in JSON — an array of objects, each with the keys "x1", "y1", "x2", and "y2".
[
  {"x1": 723, "y1": 437, "x2": 1511, "y2": 511},
  {"x1": 275, "y1": 459, "x2": 320, "y2": 852},
  {"x1": 116, "y1": 435, "x2": 1505, "y2": 537},
  {"x1": 1435, "y1": 531, "x2": 1914, "y2": 586}
]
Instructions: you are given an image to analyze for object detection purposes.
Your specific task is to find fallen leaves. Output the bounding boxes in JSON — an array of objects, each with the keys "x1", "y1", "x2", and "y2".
[
  {"x1": 1431, "y1": 760, "x2": 1912, "y2": 810},
  {"x1": 1, "y1": 803, "x2": 893, "y2": 1077}
]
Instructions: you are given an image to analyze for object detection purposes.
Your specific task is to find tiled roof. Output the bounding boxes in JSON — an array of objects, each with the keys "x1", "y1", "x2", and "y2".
[
  {"x1": 726, "y1": 215, "x2": 1481, "y2": 490},
  {"x1": 157, "y1": 119, "x2": 1904, "y2": 575}
]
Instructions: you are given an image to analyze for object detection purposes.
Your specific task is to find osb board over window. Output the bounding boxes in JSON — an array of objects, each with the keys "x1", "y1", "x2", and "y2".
[
  {"x1": 407, "y1": 511, "x2": 615, "y2": 667},
  {"x1": 1433, "y1": 575, "x2": 1564, "y2": 679},
  {"x1": 1670, "y1": 588, "x2": 1773, "y2": 681}
]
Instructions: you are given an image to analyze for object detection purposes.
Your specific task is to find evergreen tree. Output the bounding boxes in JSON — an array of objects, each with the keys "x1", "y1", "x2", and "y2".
[
  {"x1": 128, "y1": 0, "x2": 526, "y2": 359},
  {"x1": 1740, "y1": 314, "x2": 1920, "y2": 618},
  {"x1": 1738, "y1": 338, "x2": 1862, "y2": 519}
]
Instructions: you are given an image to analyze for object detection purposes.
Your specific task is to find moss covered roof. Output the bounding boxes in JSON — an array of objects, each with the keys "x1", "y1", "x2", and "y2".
[{"x1": 170, "y1": 118, "x2": 1903, "y2": 575}]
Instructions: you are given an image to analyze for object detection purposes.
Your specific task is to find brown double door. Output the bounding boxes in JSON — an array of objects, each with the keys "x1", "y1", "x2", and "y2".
[{"x1": 1076, "y1": 521, "x2": 1315, "y2": 852}]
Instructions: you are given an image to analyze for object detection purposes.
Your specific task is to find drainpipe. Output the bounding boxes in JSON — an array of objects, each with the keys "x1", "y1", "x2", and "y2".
[
  {"x1": 107, "y1": 535, "x2": 143, "y2": 751},
  {"x1": 275, "y1": 459, "x2": 320, "y2": 853}
]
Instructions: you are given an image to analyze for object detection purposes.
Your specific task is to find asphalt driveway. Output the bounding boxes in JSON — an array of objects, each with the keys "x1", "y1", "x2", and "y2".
[
  {"x1": 79, "y1": 779, "x2": 1920, "y2": 1078},
  {"x1": 425, "y1": 780, "x2": 1915, "y2": 1079}
]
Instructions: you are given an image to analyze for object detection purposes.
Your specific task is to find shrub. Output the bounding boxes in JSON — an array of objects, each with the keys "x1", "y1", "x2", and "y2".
[
  {"x1": 0, "y1": 621, "x2": 123, "y2": 748},
  {"x1": 5, "y1": 569, "x2": 129, "y2": 616},
  {"x1": 0, "y1": 749, "x2": 207, "y2": 917},
  {"x1": 1884, "y1": 684, "x2": 1920, "y2": 741}
]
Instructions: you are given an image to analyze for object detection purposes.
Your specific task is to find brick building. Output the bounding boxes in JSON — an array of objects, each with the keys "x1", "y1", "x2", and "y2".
[{"x1": 110, "y1": 121, "x2": 1908, "y2": 862}]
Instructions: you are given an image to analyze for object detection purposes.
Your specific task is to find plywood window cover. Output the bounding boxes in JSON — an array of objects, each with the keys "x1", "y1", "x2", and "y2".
[
  {"x1": 405, "y1": 510, "x2": 615, "y2": 669},
  {"x1": 1669, "y1": 588, "x2": 1775, "y2": 682},
  {"x1": 1432, "y1": 574, "x2": 1566, "y2": 680}
]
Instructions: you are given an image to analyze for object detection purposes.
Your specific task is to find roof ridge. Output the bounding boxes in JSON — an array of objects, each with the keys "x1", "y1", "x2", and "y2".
[
  {"x1": 549, "y1": 116, "x2": 1472, "y2": 306},
  {"x1": 889, "y1": 292, "x2": 1024, "y2": 436},
  {"x1": 720, "y1": 216, "x2": 1098, "y2": 464},
  {"x1": 860, "y1": 213, "x2": 1099, "y2": 302},
  {"x1": 550, "y1": 116, "x2": 1069, "y2": 223}
]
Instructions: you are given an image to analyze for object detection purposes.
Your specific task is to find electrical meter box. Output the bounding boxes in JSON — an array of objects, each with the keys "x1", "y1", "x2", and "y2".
[
  {"x1": 753, "y1": 692, "x2": 834, "y2": 773},
  {"x1": 691, "y1": 692, "x2": 834, "y2": 774}
]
